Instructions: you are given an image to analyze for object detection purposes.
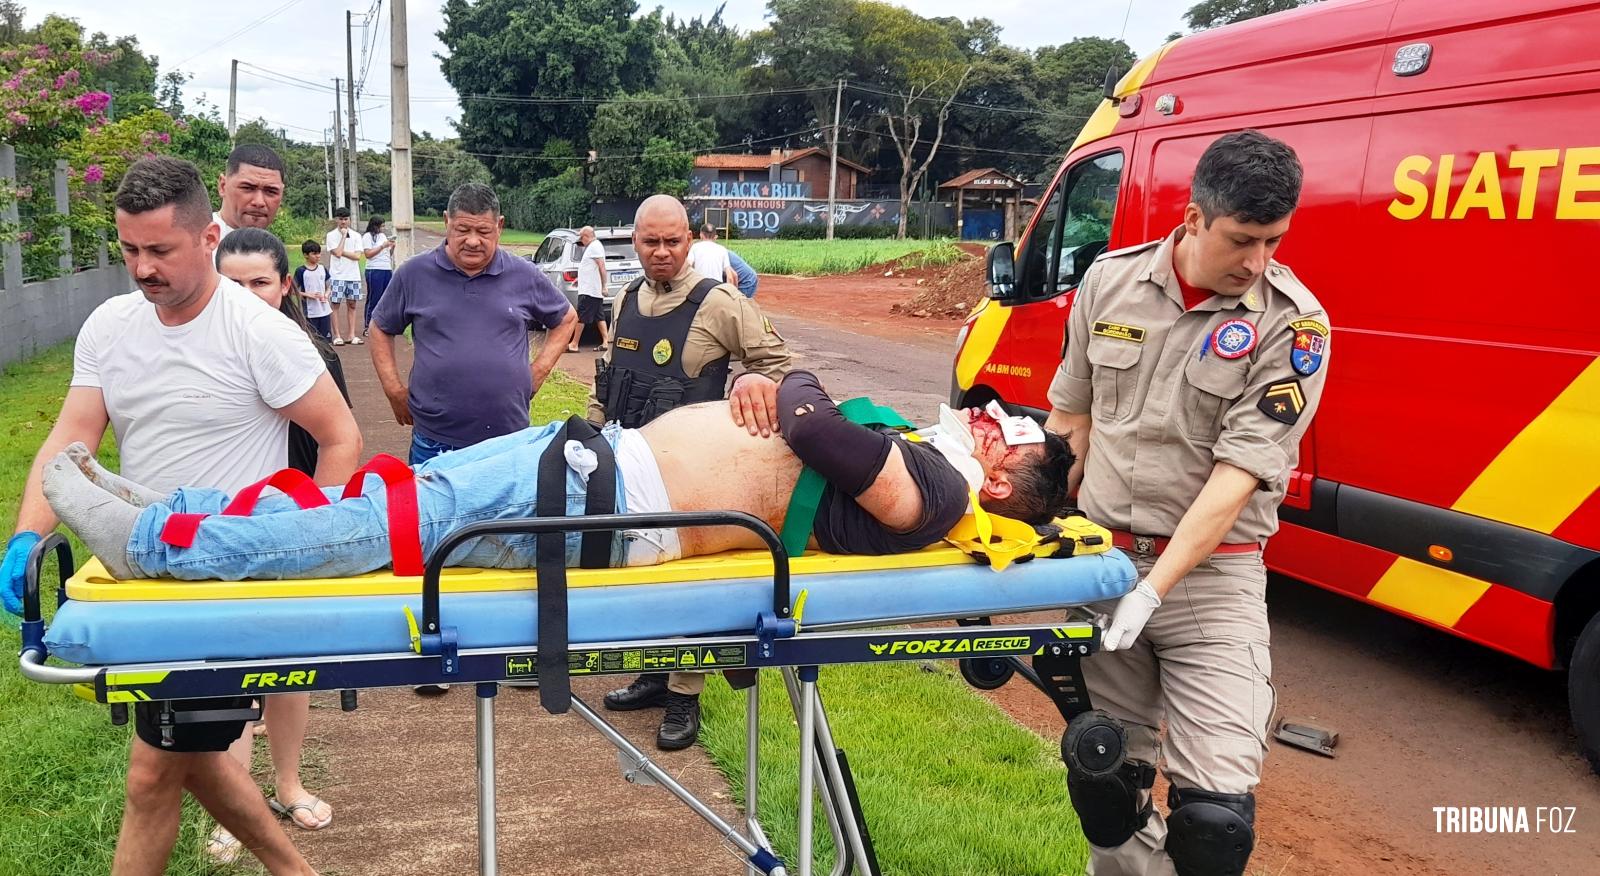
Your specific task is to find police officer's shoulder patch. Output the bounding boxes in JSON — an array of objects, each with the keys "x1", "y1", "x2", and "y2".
[{"x1": 1257, "y1": 378, "x2": 1307, "y2": 425}]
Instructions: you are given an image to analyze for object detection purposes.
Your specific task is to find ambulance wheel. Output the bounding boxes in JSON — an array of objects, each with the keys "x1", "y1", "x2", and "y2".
[
  {"x1": 1569, "y1": 610, "x2": 1600, "y2": 776},
  {"x1": 960, "y1": 656, "x2": 1015, "y2": 690},
  {"x1": 1062, "y1": 710, "x2": 1126, "y2": 777}
]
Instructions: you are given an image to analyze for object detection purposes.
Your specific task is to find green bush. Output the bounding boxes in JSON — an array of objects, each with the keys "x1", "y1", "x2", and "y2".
[{"x1": 503, "y1": 175, "x2": 592, "y2": 233}]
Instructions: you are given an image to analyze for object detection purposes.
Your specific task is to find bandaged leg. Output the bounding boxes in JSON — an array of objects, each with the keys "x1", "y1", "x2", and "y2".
[
  {"x1": 777, "y1": 370, "x2": 892, "y2": 497},
  {"x1": 42, "y1": 452, "x2": 140, "y2": 578},
  {"x1": 63, "y1": 441, "x2": 166, "y2": 507}
]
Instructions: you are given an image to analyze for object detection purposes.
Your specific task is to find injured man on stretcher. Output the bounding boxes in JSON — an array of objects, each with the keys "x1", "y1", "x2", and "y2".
[{"x1": 43, "y1": 371, "x2": 1072, "y2": 580}]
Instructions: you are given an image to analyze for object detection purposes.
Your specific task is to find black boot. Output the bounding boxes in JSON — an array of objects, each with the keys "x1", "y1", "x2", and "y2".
[
  {"x1": 603, "y1": 673, "x2": 670, "y2": 711},
  {"x1": 657, "y1": 692, "x2": 701, "y2": 751}
]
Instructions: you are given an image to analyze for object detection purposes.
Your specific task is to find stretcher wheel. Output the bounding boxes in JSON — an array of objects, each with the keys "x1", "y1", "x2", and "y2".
[
  {"x1": 960, "y1": 656, "x2": 1015, "y2": 690},
  {"x1": 1062, "y1": 709, "x2": 1126, "y2": 776}
]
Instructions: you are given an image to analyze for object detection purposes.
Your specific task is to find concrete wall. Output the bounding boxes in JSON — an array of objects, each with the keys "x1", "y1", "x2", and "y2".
[{"x1": 0, "y1": 265, "x2": 128, "y2": 371}]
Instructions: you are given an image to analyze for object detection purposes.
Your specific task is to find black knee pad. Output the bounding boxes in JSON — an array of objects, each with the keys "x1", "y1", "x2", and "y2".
[
  {"x1": 777, "y1": 370, "x2": 892, "y2": 497},
  {"x1": 1066, "y1": 759, "x2": 1155, "y2": 848},
  {"x1": 1165, "y1": 787, "x2": 1256, "y2": 876}
]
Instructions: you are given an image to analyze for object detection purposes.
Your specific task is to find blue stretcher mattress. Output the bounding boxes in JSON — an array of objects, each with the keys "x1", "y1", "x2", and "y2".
[{"x1": 44, "y1": 550, "x2": 1136, "y2": 666}]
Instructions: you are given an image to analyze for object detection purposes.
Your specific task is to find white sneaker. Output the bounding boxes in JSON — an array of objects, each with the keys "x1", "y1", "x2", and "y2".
[{"x1": 351, "y1": 336, "x2": 364, "y2": 345}]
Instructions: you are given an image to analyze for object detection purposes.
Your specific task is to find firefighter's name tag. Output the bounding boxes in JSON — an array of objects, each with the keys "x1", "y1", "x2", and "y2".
[{"x1": 1092, "y1": 321, "x2": 1146, "y2": 343}]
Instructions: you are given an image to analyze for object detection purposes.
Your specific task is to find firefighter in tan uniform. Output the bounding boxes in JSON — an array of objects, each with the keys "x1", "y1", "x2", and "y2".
[
  {"x1": 596, "y1": 194, "x2": 795, "y2": 750},
  {"x1": 1045, "y1": 131, "x2": 1329, "y2": 876}
]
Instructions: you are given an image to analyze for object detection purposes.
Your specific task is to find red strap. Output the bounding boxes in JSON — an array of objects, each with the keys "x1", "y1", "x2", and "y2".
[
  {"x1": 223, "y1": 469, "x2": 331, "y2": 516},
  {"x1": 160, "y1": 469, "x2": 330, "y2": 548},
  {"x1": 342, "y1": 454, "x2": 424, "y2": 577},
  {"x1": 159, "y1": 513, "x2": 208, "y2": 549},
  {"x1": 159, "y1": 457, "x2": 423, "y2": 577}
]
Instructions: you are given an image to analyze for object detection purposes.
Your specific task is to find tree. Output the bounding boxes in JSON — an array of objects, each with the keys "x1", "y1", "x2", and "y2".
[
  {"x1": 1184, "y1": 0, "x2": 1317, "y2": 30},
  {"x1": 412, "y1": 135, "x2": 492, "y2": 215},
  {"x1": 589, "y1": 92, "x2": 715, "y2": 198},
  {"x1": 437, "y1": 0, "x2": 663, "y2": 186}
]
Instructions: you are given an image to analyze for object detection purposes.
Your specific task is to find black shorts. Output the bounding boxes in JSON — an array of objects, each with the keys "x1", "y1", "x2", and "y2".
[
  {"x1": 577, "y1": 294, "x2": 605, "y2": 325},
  {"x1": 133, "y1": 697, "x2": 253, "y2": 752}
]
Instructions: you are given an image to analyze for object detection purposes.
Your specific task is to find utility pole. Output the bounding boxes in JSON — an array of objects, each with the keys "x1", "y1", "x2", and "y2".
[
  {"x1": 390, "y1": 0, "x2": 414, "y2": 262},
  {"x1": 323, "y1": 127, "x2": 333, "y2": 218},
  {"x1": 227, "y1": 59, "x2": 238, "y2": 138},
  {"x1": 826, "y1": 78, "x2": 843, "y2": 241},
  {"x1": 332, "y1": 88, "x2": 346, "y2": 210},
  {"x1": 345, "y1": 10, "x2": 361, "y2": 226}
]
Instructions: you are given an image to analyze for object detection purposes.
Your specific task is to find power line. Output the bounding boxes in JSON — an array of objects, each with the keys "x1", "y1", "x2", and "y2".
[
  {"x1": 839, "y1": 123, "x2": 1068, "y2": 159},
  {"x1": 171, "y1": 0, "x2": 309, "y2": 69},
  {"x1": 845, "y1": 81, "x2": 1089, "y2": 120}
]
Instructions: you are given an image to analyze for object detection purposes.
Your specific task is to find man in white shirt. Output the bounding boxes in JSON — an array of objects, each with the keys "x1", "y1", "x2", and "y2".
[
  {"x1": 568, "y1": 225, "x2": 611, "y2": 352},
  {"x1": 2, "y1": 156, "x2": 359, "y2": 875},
  {"x1": 325, "y1": 207, "x2": 364, "y2": 345},
  {"x1": 687, "y1": 223, "x2": 738, "y2": 287},
  {"x1": 212, "y1": 144, "x2": 285, "y2": 240}
]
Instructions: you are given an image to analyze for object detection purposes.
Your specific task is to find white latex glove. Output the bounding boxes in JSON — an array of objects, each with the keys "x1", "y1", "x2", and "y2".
[{"x1": 1102, "y1": 580, "x2": 1162, "y2": 651}]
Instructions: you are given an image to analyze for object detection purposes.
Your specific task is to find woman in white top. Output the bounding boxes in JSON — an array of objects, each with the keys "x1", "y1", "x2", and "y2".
[{"x1": 360, "y1": 215, "x2": 396, "y2": 335}]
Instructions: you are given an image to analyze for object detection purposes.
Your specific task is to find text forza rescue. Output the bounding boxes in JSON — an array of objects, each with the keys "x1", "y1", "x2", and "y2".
[{"x1": 1432, "y1": 806, "x2": 1577, "y2": 834}]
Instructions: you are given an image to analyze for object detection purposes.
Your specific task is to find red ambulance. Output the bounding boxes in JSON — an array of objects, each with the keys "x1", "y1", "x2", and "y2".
[{"x1": 951, "y1": 0, "x2": 1600, "y2": 769}]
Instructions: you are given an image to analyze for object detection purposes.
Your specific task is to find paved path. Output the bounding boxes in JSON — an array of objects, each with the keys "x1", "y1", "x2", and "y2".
[{"x1": 289, "y1": 339, "x2": 745, "y2": 876}]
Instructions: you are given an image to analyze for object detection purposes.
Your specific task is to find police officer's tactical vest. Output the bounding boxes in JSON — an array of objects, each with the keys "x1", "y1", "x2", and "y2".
[{"x1": 595, "y1": 276, "x2": 731, "y2": 428}]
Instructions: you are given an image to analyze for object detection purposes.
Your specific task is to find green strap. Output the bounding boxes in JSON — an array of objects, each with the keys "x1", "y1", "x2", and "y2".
[{"x1": 778, "y1": 397, "x2": 915, "y2": 558}]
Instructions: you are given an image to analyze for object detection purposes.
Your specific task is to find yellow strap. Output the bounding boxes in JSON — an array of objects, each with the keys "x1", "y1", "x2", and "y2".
[
  {"x1": 403, "y1": 605, "x2": 422, "y2": 654},
  {"x1": 792, "y1": 588, "x2": 810, "y2": 632}
]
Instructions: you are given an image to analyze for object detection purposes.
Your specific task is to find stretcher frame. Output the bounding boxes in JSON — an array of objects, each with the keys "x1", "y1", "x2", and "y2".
[{"x1": 17, "y1": 511, "x2": 1105, "y2": 876}]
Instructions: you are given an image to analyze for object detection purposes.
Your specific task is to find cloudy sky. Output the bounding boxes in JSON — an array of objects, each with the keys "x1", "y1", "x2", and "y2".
[{"x1": 36, "y1": 0, "x2": 1193, "y2": 145}]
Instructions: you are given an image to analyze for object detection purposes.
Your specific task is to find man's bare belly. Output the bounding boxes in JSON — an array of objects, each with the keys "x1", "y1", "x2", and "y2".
[{"x1": 639, "y1": 402, "x2": 805, "y2": 557}]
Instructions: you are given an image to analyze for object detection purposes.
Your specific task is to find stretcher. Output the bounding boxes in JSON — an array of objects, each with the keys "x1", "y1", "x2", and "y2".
[{"x1": 18, "y1": 510, "x2": 1138, "y2": 876}]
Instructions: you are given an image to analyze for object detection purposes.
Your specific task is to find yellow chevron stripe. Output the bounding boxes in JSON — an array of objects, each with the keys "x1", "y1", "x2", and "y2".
[
  {"x1": 105, "y1": 670, "x2": 170, "y2": 686},
  {"x1": 106, "y1": 691, "x2": 139, "y2": 704},
  {"x1": 1366, "y1": 557, "x2": 1492, "y2": 627},
  {"x1": 955, "y1": 299, "x2": 1011, "y2": 390},
  {"x1": 1451, "y1": 357, "x2": 1600, "y2": 534}
]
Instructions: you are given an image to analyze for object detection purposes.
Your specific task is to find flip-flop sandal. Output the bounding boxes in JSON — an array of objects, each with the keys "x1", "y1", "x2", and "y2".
[
  {"x1": 268, "y1": 795, "x2": 333, "y2": 831},
  {"x1": 205, "y1": 825, "x2": 243, "y2": 865}
]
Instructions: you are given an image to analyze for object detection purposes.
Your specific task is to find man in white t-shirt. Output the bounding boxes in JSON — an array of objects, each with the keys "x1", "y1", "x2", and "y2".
[
  {"x1": 2, "y1": 156, "x2": 359, "y2": 875},
  {"x1": 211, "y1": 144, "x2": 285, "y2": 242},
  {"x1": 687, "y1": 223, "x2": 738, "y2": 287},
  {"x1": 568, "y1": 225, "x2": 611, "y2": 353},
  {"x1": 325, "y1": 207, "x2": 364, "y2": 345}
]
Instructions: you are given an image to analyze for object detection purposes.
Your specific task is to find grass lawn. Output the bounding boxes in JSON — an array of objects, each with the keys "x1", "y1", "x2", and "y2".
[
  {"x1": 529, "y1": 368, "x2": 590, "y2": 423},
  {"x1": 730, "y1": 238, "x2": 963, "y2": 276},
  {"x1": 0, "y1": 343, "x2": 219, "y2": 875},
  {"x1": 415, "y1": 214, "x2": 545, "y2": 246},
  {"x1": 700, "y1": 660, "x2": 1088, "y2": 875}
]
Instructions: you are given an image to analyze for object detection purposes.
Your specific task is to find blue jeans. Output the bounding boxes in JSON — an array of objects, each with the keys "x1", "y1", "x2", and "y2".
[
  {"x1": 126, "y1": 423, "x2": 630, "y2": 580},
  {"x1": 364, "y1": 268, "x2": 392, "y2": 327},
  {"x1": 409, "y1": 431, "x2": 461, "y2": 466}
]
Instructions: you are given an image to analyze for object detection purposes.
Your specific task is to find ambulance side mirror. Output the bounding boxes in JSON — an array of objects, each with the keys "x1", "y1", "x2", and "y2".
[{"x1": 987, "y1": 242, "x2": 1018, "y2": 301}]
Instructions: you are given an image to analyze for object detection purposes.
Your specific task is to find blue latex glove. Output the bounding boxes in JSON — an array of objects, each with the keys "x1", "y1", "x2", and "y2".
[{"x1": 2, "y1": 531, "x2": 42, "y2": 617}]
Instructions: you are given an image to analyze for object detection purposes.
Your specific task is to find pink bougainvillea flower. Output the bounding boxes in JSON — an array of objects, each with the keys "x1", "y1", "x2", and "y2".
[
  {"x1": 73, "y1": 91, "x2": 112, "y2": 115},
  {"x1": 6, "y1": 110, "x2": 28, "y2": 126},
  {"x1": 157, "y1": 131, "x2": 171, "y2": 144},
  {"x1": 84, "y1": 164, "x2": 105, "y2": 184}
]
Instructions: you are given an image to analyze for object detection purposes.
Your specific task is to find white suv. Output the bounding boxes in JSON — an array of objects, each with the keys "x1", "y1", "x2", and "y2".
[{"x1": 527, "y1": 227, "x2": 644, "y2": 311}]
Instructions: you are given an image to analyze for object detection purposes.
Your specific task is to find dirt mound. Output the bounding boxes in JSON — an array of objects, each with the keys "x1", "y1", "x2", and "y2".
[{"x1": 889, "y1": 253, "x2": 988, "y2": 320}]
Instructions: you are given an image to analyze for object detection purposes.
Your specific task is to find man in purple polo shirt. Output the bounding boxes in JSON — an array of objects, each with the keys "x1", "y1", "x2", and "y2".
[{"x1": 369, "y1": 183, "x2": 578, "y2": 466}]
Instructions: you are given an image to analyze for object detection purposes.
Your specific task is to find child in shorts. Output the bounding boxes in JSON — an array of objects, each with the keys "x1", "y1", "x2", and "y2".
[{"x1": 293, "y1": 240, "x2": 334, "y2": 341}]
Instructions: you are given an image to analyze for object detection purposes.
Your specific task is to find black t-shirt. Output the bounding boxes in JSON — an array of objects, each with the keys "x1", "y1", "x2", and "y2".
[
  {"x1": 287, "y1": 342, "x2": 351, "y2": 476},
  {"x1": 812, "y1": 437, "x2": 969, "y2": 555}
]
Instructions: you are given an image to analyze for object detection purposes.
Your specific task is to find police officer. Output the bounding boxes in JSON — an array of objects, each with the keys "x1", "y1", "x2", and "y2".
[
  {"x1": 597, "y1": 194, "x2": 795, "y2": 750},
  {"x1": 1045, "y1": 131, "x2": 1329, "y2": 876}
]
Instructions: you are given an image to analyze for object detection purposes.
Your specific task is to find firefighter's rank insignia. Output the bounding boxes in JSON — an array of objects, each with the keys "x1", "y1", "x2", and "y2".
[
  {"x1": 1092, "y1": 321, "x2": 1146, "y2": 343},
  {"x1": 1289, "y1": 318, "x2": 1328, "y2": 376},
  {"x1": 614, "y1": 337, "x2": 640, "y2": 351},
  {"x1": 1258, "y1": 379, "x2": 1306, "y2": 425},
  {"x1": 652, "y1": 338, "x2": 674, "y2": 365}
]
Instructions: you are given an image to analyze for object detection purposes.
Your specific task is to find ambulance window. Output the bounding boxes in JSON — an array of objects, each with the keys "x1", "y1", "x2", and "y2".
[{"x1": 1045, "y1": 151, "x2": 1123, "y2": 295}]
